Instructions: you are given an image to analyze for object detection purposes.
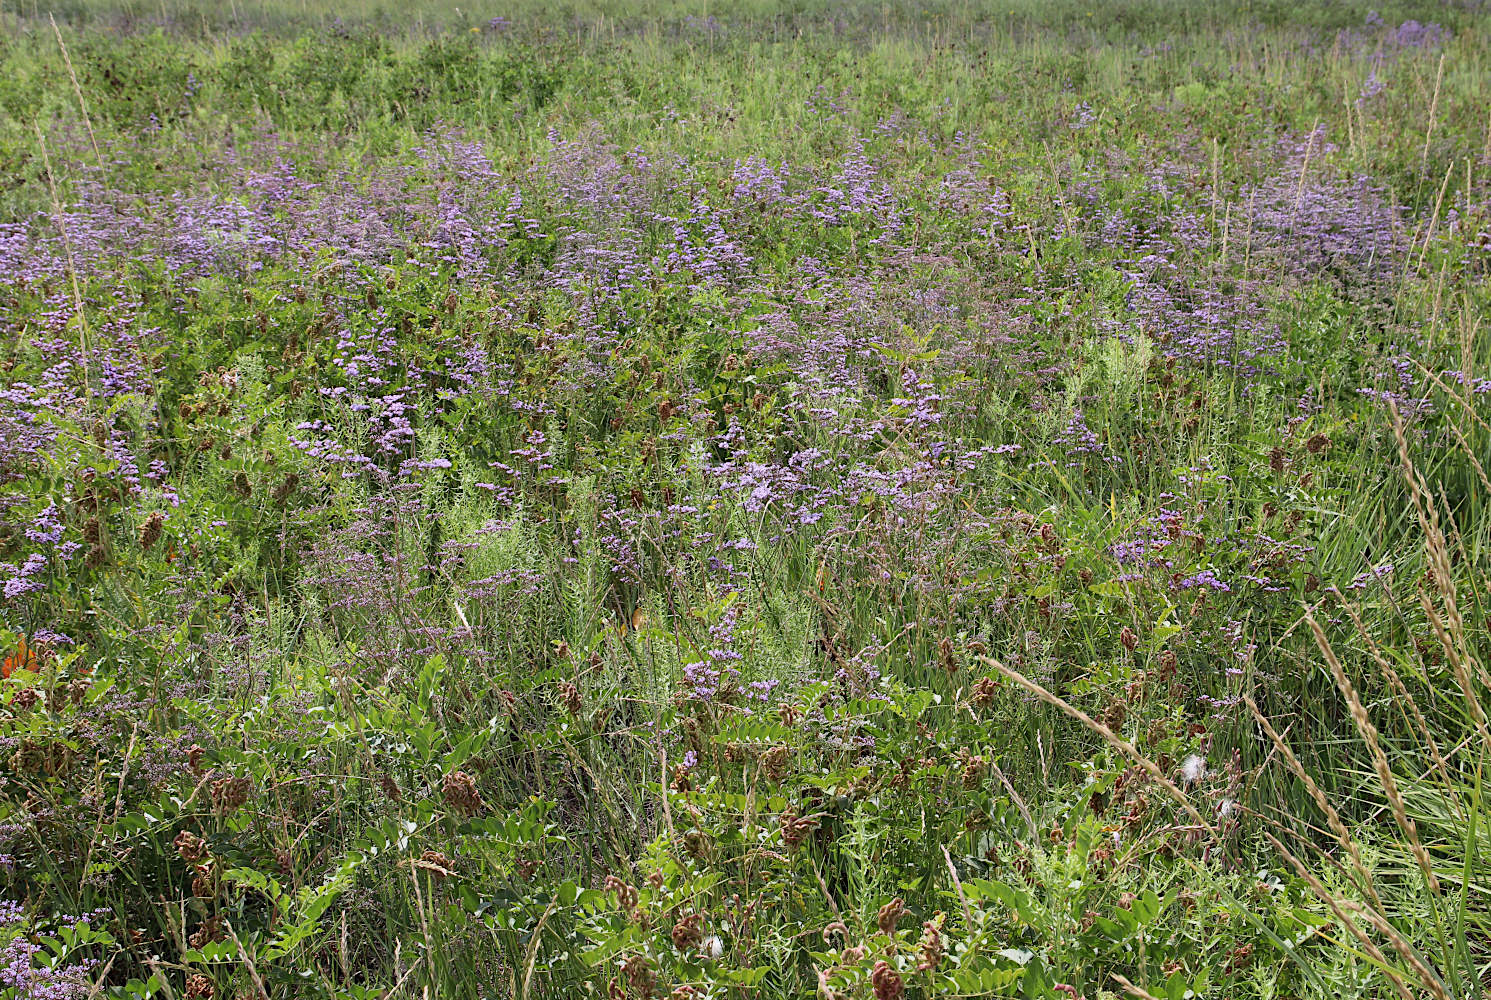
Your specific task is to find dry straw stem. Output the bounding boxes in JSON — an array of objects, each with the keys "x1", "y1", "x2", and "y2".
[
  {"x1": 1393, "y1": 404, "x2": 1491, "y2": 704},
  {"x1": 83, "y1": 955, "x2": 117, "y2": 1000},
  {"x1": 34, "y1": 123, "x2": 93, "y2": 406},
  {"x1": 1422, "y1": 52, "x2": 1445, "y2": 175},
  {"x1": 1110, "y1": 973, "x2": 1164, "y2": 1000},
  {"x1": 941, "y1": 844, "x2": 975, "y2": 930},
  {"x1": 1243, "y1": 693, "x2": 1383, "y2": 911},
  {"x1": 521, "y1": 894, "x2": 561, "y2": 1000},
  {"x1": 1290, "y1": 118, "x2": 1320, "y2": 230},
  {"x1": 223, "y1": 919, "x2": 272, "y2": 1000},
  {"x1": 975, "y1": 656, "x2": 1220, "y2": 844},
  {"x1": 1392, "y1": 408, "x2": 1473, "y2": 652},
  {"x1": 1442, "y1": 417, "x2": 1491, "y2": 495},
  {"x1": 49, "y1": 14, "x2": 103, "y2": 168},
  {"x1": 1339, "y1": 602, "x2": 1460, "y2": 814},
  {"x1": 1262, "y1": 831, "x2": 1424, "y2": 1000},
  {"x1": 1415, "y1": 160, "x2": 1454, "y2": 274},
  {"x1": 1305, "y1": 611, "x2": 1441, "y2": 896},
  {"x1": 1419, "y1": 591, "x2": 1491, "y2": 752}
]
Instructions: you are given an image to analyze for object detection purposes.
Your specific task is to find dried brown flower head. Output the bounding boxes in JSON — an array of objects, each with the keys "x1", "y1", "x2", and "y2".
[
  {"x1": 937, "y1": 637, "x2": 957, "y2": 675},
  {"x1": 188, "y1": 917, "x2": 222, "y2": 949},
  {"x1": 379, "y1": 772, "x2": 403, "y2": 802},
  {"x1": 442, "y1": 770, "x2": 483, "y2": 816},
  {"x1": 871, "y1": 960, "x2": 904, "y2": 1000},
  {"x1": 138, "y1": 511, "x2": 165, "y2": 552},
  {"x1": 970, "y1": 676, "x2": 998, "y2": 708},
  {"x1": 779, "y1": 807, "x2": 817, "y2": 849},
  {"x1": 959, "y1": 754, "x2": 986, "y2": 790},
  {"x1": 414, "y1": 850, "x2": 456, "y2": 879},
  {"x1": 271, "y1": 473, "x2": 299, "y2": 504},
  {"x1": 916, "y1": 913, "x2": 945, "y2": 972},
  {"x1": 604, "y1": 875, "x2": 641, "y2": 918},
  {"x1": 760, "y1": 744, "x2": 789, "y2": 781},
  {"x1": 670, "y1": 913, "x2": 703, "y2": 951},
  {"x1": 622, "y1": 953, "x2": 655, "y2": 998},
  {"x1": 191, "y1": 863, "x2": 216, "y2": 898},
  {"x1": 210, "y1": 776, "x2": 251, "y2": 815},
  {"x1": 558, "y1": 680, "x2": 583, "y2": 717},
  {"x1": 174, "y1": 830, "x2": 208, "y2": 863},
  {"x1": 876, "y1": 897, "x2": 907, "y2": 936},
  {"x1": 683, "y1": 830, "x2": 713, "y2": 859},
  {"x1": 184, "y1": 974, "x2": 215, "y2": 999}
]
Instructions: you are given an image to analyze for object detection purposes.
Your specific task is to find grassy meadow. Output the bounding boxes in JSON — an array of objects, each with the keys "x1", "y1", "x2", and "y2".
[{"x1": 0, "y1": 1, "x2": 1489, "y2": 997}]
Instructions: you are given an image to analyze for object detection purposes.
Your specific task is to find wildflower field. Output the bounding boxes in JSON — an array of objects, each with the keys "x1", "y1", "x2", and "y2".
[{"x1": 0, "y1": 0, "x2": 1489, "y2": 996}]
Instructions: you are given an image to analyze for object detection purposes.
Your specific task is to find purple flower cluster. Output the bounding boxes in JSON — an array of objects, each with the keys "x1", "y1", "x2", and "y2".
[{"x1": 0, "y1": 903, "x2": 105, "y2": 1000}]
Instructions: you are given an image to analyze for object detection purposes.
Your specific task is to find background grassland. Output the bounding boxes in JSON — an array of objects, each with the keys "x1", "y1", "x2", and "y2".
[{"x1": 0, "y1": 2, "x2": 1488, "y2": 999}]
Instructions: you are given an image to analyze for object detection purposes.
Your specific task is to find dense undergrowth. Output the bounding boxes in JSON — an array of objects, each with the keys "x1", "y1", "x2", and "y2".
[{"x1": 0, "y1": 2, "x2": 1488, "y2": 997}]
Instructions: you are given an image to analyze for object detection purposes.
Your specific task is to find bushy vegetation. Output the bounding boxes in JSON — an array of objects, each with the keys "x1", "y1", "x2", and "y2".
[{"x1": 0, "y1": 2, "x2": 1488, "y2": 997}]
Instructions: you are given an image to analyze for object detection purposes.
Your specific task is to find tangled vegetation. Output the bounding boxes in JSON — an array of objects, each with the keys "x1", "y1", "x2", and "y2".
[{"x1": 0, "y1": 1, "x2": 1488, "y2": 997}]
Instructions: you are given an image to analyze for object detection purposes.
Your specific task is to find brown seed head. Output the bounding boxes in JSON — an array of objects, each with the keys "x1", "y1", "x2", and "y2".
[
  {"x1": 937, "y1": 637, "x2": 957, "y2": 675},
  {"x1": 760, "y1": 744, "x2": 789, "y2": 781},
  {"x1": 871, "y1": 961, "x2": 904, "y2": 1000},
  {"x1": 779, "y1": 807, "x2": 817, "y2": 849},
  {"x1": 442, "y1": 770, "x2": 483, "y2": 816},
  {"x1": 191, "y1": 863, "x2": 216, "y2": 898},
  {"x1": 558, "y1": 680, "x2": 582, "y2": 717},
  {"x1": 138, "y1": 511, "x2": 165, "y2": 552},
  {"x1": 670, "y1": 913, "x2": 704, "y2": 951},
  {"x1": 622, "y1": 954, "x2": 655, "y2": 998},
  {"x1": 959, "y1": 754, "x2": 986, "y2": 790},
  {"x1": 876, "y1": 897, "x2": 907, "y2": 936},
  {"x1": 916, "y1": 913, "x2": 945, "y2": 972},
  {"x1": 209, "y1": 776, "x2": 251, "y2": 815},
  {"x1": 414, "y1": 850, "x2": 456, "y2": 879},
  {"x1": 604, "y1": 875, "x2": 641, "y2": 916},
  {"x1": 174, "y1": 830, "x2": 207, "y2": 863}
]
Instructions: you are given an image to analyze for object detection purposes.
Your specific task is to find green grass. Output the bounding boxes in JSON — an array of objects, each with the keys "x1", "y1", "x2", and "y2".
[{"x1": 0, "y1": 2, "x2": 1488, "y2": 998}]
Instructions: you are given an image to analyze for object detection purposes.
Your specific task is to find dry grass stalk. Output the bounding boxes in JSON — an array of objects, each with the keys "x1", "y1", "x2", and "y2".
[
  {"x1": 49, "y1": 14, "x2": 103, "y2": 168},
  {"x1": 976, "y1": 656, "x2": 1220, "y2": 844},
  {"x1": 1340, "y1": 602, "x2": 1460, "y2": 815},
  {"x1": 1418, "y1": 593, "x2": 1491, "y2": 753},
  {"x1": 1263, "y1": 831, "x2": 1425, "y2": 1000},
  {"x1": 33, "y1": 123, "x2": 93, "y2": 407},
  {"x1": 1392, "y1": 406, "x2": 1483, "y2": 676},
  {"x1": 1415, "y1": 160, "x2": 1453, "y2": 274},
  {"x1": 1243, "y1": 694, "x2": 1383, "y2": 910},
  {"x1": 1305, "y1": 612, "x2": 1441, "y2": 896},
  {"x1": 1110, "y1": 973, "x2": 1164, "y2": 1000},
  {"x1": 1422, "y1": 52, "x2": 1445, "y2": 175},
  {"x1": 1392, "y1": 404, "x2": 1491, "y2": 724}
]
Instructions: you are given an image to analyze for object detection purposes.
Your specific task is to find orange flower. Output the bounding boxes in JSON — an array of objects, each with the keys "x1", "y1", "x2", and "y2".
[{"x1": 3, "y1": 635, "x2": 39, "y2": 679}]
